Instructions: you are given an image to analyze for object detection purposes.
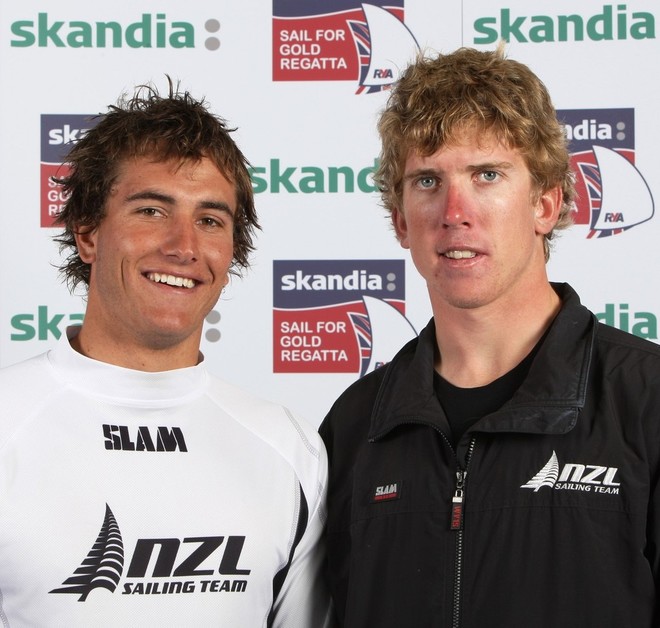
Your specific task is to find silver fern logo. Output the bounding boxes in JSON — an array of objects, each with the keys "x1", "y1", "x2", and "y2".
[
  {"x1": 520, "y1": 451, "x2": 560, "y2": 491},
  {"x1": 50, "y1": 504, "x2": 124, "y2": 601}
]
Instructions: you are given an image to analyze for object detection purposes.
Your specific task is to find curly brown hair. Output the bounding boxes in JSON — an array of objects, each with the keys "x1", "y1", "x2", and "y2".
[
  {"x1": 54, "y1": 78, "x2": 259, "y2": 291},
  {"x1": 375, "y1": 46, "x2": 575, "y2": 260}
]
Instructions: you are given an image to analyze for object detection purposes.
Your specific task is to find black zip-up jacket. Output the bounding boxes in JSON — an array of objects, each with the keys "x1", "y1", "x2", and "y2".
[{"x1": 320, "y1": 283, "x2": 660, "y2": 627}]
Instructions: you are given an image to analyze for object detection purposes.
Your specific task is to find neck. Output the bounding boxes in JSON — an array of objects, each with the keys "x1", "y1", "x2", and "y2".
[
  {"x1": 432, "y1": 282, "x2": 560, "y2": 388},
  {"x1": 70, "y1": 325, "x2": 202, "y2": 372}
]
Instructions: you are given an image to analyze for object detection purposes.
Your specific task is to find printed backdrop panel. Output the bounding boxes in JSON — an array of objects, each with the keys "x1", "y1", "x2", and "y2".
[{"x1": 1, "y1": 0, "x2": 658, "y2": 425}]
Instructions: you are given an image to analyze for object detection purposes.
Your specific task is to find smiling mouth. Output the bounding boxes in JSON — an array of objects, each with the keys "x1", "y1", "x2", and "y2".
[
  {"x1": 443, "y1": 250, "x2": 477, "y2": 259},
  {"x1": 146, "y1": 272, "x2": 196, "y2": 289}
]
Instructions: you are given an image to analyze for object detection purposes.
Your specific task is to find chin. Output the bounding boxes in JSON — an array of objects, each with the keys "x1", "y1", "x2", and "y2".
[
  {"x1": 440, "y1": 289, "x2": 492, "y2": 310},
  {"x1": 142, "y1": 323, "x2": 199, "y2": 347}
]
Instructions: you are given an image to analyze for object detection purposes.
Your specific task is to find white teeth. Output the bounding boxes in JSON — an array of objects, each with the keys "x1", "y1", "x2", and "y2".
[
  {"x1": 147, "y1": 273, "x2": 195, "y2": 289},
  {"x1": 444, "y1": 250, "x2": 477, "y2": 259}
]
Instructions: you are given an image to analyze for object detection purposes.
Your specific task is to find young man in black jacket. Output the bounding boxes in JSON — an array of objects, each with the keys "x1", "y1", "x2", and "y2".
[{"x1": 320, "y1": 46, "x2": 660, "y2": 627}]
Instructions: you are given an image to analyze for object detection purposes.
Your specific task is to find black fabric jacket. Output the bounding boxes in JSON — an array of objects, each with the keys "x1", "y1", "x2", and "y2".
[{"x1": 320, "y1": 283, "x2": 660, "y2": 628}]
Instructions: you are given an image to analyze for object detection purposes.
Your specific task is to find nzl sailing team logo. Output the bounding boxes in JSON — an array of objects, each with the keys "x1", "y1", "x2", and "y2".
[
  {"x1": 521, "y1": 451, "x2": 620, "y2": 495},
  {"x1": 41, "y1": 114, "x2": 98, "y2": 227},
  {"x1": 273, "y1": 260, "x2": 416, "y2": 374},
  {"x1": 559, "y1": 108, "x2": 655, "y2": 238},
  {"x1": 272, "y1": 1, "x2": 419, "y2": 94},
  {"x1": 50, "y1": 504, "x2": 251, "y2": 599}
]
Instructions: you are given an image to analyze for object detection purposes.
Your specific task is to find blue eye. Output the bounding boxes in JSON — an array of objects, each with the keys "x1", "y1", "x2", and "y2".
[
  {"x1": 418, "y1": 176, "x2": 436, "y2": 188},
  {"x1": 481, "y1": 171, "x2": 498, "y2": 182}
]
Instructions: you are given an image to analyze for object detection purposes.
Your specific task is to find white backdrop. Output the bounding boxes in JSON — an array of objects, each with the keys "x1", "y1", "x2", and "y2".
[{"x1": 1, "y1": 0, "x2": 658, "y2": 427}]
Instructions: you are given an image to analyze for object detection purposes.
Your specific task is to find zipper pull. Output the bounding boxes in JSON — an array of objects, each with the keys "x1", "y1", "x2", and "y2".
[{"x1": 450, "y1": 469, "x2": 466, "y2": 531}]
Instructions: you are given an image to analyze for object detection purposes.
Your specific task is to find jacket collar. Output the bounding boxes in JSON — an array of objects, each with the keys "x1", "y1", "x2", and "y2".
[{"x1": 368, "y1": 283, "x2": 595, "y2": 441}]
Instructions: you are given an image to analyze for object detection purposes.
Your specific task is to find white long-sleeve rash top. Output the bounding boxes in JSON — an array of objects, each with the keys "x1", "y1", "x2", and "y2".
[{"x1": 0, "y1": 327, "x2": 331, "y2": 627}]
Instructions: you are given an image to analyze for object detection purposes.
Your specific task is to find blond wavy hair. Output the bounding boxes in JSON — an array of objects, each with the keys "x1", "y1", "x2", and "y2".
[{"x1": 375, "y1": 46, "x2": 575, "y2": 260}]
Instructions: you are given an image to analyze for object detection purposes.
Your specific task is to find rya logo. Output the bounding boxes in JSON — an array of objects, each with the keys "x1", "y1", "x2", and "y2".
[{"x1": 521, "y1": 451, "x2": 620, "y2": 495}]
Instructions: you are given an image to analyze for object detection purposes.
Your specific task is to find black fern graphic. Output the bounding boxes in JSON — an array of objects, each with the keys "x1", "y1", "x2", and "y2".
[{"x1": 50, "y1": 503, "x2": 124, "y2": 601}]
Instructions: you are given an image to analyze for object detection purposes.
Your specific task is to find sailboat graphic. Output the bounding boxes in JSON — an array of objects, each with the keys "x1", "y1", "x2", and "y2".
[
  {"x1": 580, "y1": 145, "x2": 655, "y2": 237},
  {"x1": 349, "y1": 4, "x2": 419, "y2": 94},
  {"x1": 350, "y1": 295, "x2": 417, "y2": 375}
]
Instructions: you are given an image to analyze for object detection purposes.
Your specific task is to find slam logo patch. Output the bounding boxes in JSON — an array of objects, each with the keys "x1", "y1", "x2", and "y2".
[
  {"x1": 559, "y1": 108, "x2": 654, "y2": 238},
  {"x1": 272, "y1": 0, "x2": 419, "y2": 94},
  {"x1": 372, "y1": 481, "x2": 401, "y2": 502},
  {"x1": 273, "y1": 259, "x2": 416, "y2": 374}
]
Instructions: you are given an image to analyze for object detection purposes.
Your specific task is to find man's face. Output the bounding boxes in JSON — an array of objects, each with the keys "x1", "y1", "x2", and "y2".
[
  {"x1": 395, "y1": 128, "x2": 560, "y2": 313},
  {"x1": 75, "y1": 155, "x2": 236, "y2": 364}
]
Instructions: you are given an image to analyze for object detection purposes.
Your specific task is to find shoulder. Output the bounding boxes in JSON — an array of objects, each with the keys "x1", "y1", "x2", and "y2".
[
  {"x1": 205, "y1": 376, "x2": 327, "y2": 504},
  {"x1": 590, "y1": 323, "x2": 660, "y2": 436},
  {"x1": 0, "y1": 351, "x2": 59, "y2": 446},
  {"x1": 0, "y1": 351, "x2": 51, "y2": 384},
  {"x1": 320, "y1": 325, "x2": 427, "y2": 443},
  {"x1": 322, "y1": 367, "x2": 387, "y2": 426},
  {"x1": 0, "y1": 351, "x2": 58, "y2": 403},
  {"x1": 205, "y1": 376, "x2": 322, "y2": 450},
  {"x1": 594, "y1": 321, "x2": 660, "y2": 373},
  {"x1": 318, "y1": 368, "x2": 386, "y2": 473}
]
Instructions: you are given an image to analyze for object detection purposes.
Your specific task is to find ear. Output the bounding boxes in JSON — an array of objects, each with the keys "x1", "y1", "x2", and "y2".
[
  {"x1": 534, "y1": 185, "x2": 562, "y2": 236},
  {"x1": 391, "y1": 207, "x2": 410, "y2": 249},
  {"x1": 74, "y1": 226, "x2": 99, "y2": 264}
]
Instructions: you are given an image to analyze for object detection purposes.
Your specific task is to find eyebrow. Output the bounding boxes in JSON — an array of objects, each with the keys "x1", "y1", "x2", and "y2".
[
  {"x1": 403, "y1": 168, "x2": 437, "y2": 183},
  {"x1": 404, "y1": 161, "x2": 515, "y2": 181},
  {"x1": 125, "y1": 191, "x2": 235, "y2": 216},
  {"x1": 469, "y1": 160, "x2": 515, "y2": 172}
]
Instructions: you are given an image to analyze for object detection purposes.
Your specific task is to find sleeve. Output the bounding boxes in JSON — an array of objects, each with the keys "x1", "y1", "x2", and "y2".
[
  {"x1": 639, "y1": 352, "x2": 660, "y2": 624},
  {"x1": 267, "y1": 433, "x2": 336, "y2": 628}
]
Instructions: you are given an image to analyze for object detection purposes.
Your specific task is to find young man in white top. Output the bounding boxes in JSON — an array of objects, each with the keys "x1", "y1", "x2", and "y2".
[{"x1": 0, "y1": 81, "x2": 332, "y2": 627}]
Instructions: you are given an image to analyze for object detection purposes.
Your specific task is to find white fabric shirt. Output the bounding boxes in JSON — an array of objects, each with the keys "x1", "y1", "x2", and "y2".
[{"x1": 0, "y1": 327, "x2": 331, "y2": 627}]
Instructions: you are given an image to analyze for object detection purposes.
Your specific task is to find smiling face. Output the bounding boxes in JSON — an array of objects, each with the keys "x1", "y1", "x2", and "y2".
[
  {"x1": 395, "y1": 128, "x2": 561, "y2": 316},
  {"x1": 74, "y1": 155, "x2": 236, "y2": 370}
]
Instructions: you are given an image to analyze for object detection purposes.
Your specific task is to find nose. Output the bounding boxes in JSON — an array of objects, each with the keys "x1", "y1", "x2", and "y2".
[
  {"x1": 161, "y1": 217, "x2": 198, "y2": 263},
  {"x1": 442, "y1": 182, "x2": 470, "y2": 227}
]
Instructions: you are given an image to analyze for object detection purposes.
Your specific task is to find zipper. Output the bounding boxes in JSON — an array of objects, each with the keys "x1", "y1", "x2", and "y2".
[
  {"x1": 451, "y1": 436, "x2": 476, "y2": 628},
  {"x1": 369, "y1": 423, "x2": 477, "y2": 627}
]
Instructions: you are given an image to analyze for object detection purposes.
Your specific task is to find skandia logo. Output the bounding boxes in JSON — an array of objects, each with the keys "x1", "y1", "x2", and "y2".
[
  {"x1": 596, "y1": 303, "x2": 658, "y2": 341},
  {"x1": 521, "y1": 451, "x2": 621, "y2": 495},
  {"x1": 50, "y1": 504, "x2": 251, "y2": 600},
  {"x1": 41, "y1": 114, "x2": 99, "y2": 228},
  {"x1": 10, "y1": 13, "x2": 223, "y2": 50},
  {"x1": 559, "y1": 108, "x2": 655, "y2": 238},
  {"x1": 272, "y1": 1, "x2": 419, "y2": 94},
  {"x1": 250, "y1": 159, "x2": 378, "y2": 194},
  {"x1": 11, "y1": 306, "x2": 84, "y2": 341},
  {"x1": 281, "y1": 269, "x2": 383, "y2": 291},
  {"x1": 473, "y1": 5, "x2": 656, "y2": 44},
  {"x1": 273, "y1": 260, "x2": 416, "y2": 375}
]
